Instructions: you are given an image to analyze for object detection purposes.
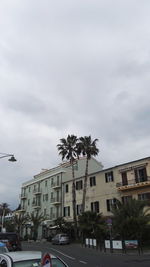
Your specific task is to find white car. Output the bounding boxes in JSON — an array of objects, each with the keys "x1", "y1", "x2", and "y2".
[
  {"x1": 0, "y1": 251, "x2": 69, "y2": 267},
  {"x1": 0, "y1": 242, "x2": 9, "y2": 253}
]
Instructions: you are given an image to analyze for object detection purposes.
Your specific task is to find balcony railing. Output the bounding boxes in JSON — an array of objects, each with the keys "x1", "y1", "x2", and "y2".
[
  {"x1": 19, "y1": 206, "x2": 26, "y2": 212},
  {"x1": 50, "y1": 197, "x2": 61, "y2": 204},
  {"x1": 32, "y1": 202, "x2": 41, "y2": 208},
  {"x1": 33, "y1": 188, "x2": 42, "y2": 194},
  {"x1": 51, "y1": 182, "x2": 61, "y2": 188},
  {"x1": 20, "y1": 193, "x2": 27, "y2": 199},
  {"x1": 116, "y1": 176, "x2": 150, "y2": 190}
]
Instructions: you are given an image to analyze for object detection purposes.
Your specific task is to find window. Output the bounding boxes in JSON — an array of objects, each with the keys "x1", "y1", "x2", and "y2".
[
  {"x1": 91, "y1": 201, "x2": 99, "y2": 213},
  {"x1": 105, "y1": 171, "x2": 114, "y2": 183},
  {"x1": 64, "y1": 206, "x2": 70, "y2": 217},
  {"x1": 122, "y1": 195, "x2": 132, "y2": 204},
  {"x1": 45, "y1": 180, "x2": 47, "y2": 187},
  {"x1": 50, "y1": 207, "x2": 53, "y2": 215},
  {"x1": 44, "y1": 208, "x2": 46, "y2": 215},
  {"x1": 77, "y1": 204, "x2": 83, "y2": 215},
  {"x1": 43, "y1": 194, "x2": 48, "y2": 201},
  {"x1": 28, "y1": 199, "x2": 30, "y2": 206},
  {"x1": 134, "y1": 167, "x2": 147, "y2": 183},
  {"x1": 90, "y1": 176, "x2": 96, "y2": 187},
  {"x1": 121, "y1": 172, "x2": 128, "y2": 186},
  {"x1": 28, "y1": 187, "x2": 30, "y2": 192},
  {"x1": 76, "y1": 180, "x2": 83, "y2": 190},
  {"x1": 51, "y1": 178, "x2": 54, "y2": 186},
  {"x1": 65, "y1": 184, "x2": 69, "y2": 193},
  {"x1": 51, "y1": 192, "x2": 54, "y2": 201},
  {"x1": 106, "y1": 198, "x2": 117, "y2": 211},
  {"x1": 57, "y1": 176, "x2": 59, "y2": 185},
  {"x1": 138, "y1": 192, "x2": 150, "y2": 201}
]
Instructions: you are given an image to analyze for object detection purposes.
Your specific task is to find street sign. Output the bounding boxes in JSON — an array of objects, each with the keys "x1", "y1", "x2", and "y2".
[{"x1": 41, "y1": 253, "x2": 52, "y2": 267}]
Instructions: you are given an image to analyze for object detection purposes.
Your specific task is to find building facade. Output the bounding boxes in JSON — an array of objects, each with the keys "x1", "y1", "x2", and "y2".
[
  {"x1": 63, "y1": 156, "x2": 150, "y2": 220},
  {"x1": 20, "y1": 157, "x2": 103, "y2": 238},
  {"x1": 20, "y1": 156, "x2": 150, "y2": 239}
]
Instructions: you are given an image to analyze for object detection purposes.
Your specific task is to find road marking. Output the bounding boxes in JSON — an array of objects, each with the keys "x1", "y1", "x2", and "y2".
[
  {"x1": 49, "y1": 247, "x2": 75, "y2": 260},
  {"x1": 79, "y1": 260, "x2": 87, "y2": 264}
]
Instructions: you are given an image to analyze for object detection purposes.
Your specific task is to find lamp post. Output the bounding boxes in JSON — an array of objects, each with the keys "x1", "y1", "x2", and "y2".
[
  {"x1": 0, "y1": 153, "x2": 17, "y2": 162},
  {"x1": 0, "y1": 152, "x2": 17, "y2": 232}
]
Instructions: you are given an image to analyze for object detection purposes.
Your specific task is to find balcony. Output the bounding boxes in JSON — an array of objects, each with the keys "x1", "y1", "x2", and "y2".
[
  {"x1": 33, "y1": 189, "x2": 42, "y2": 195},
  {"x1": 116, "y1": 176, "x2": 150, "y2": 191},
  {"x1": 50, "y1": 197, "x2": 61, "y2": 205},
  {"x1": 32, "y1": 202, "x2": 41, "y2": 209},
  {"x1": 20, "y1": 193, "x2": 27, "y2": 199},
  {"x1": 19, "y1": 206, "x2": 26, "y2": 212},
  {"x1": 51, "y1": 182, "x2": 61, "y2": 189}
]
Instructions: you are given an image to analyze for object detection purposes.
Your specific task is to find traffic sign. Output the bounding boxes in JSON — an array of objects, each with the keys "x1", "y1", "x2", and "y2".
[{"x1": 41, "y1": 253, "x2": 52, "y2": 267}]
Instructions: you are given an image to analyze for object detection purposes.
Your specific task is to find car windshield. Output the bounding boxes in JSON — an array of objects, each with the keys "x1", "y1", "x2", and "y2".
[
  {"x1": 13, "y1": 258, "x2": 66, "y2": 267},
  {"x1": 13, "y1": 259, "x2": 41, "y2": 267}
]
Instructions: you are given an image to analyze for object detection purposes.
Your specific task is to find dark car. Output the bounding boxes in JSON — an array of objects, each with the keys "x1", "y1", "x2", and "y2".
[
  {"x1": 52, "y1": 233, "x2": 70, "y2": 245},
  {"x1": 0, "y1": 232, "x2": 22, "y2": 251}
]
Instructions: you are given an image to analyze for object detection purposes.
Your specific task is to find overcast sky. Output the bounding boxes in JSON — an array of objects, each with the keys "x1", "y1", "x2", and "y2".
[{"x1": 0, "y1": 0, "x2": 150, "y2": 209}]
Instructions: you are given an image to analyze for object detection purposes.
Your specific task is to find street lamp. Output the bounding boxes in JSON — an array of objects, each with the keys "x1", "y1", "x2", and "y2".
[{"x1": 0, "y1": 153, "x2": 17, "y2": 162}]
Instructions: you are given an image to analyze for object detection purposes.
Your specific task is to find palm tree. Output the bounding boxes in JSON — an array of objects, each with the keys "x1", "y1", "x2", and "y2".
[
  {"x1": 77, "y1": 136, "x2": 99, "y2": 212},
  {"x1": 29, "y1": 212, "x2": 46, "y2": 241},
  {"x1": 112, "y1": 199, "x2": 150, "y2": 246},
  {"x1": 57, "y1": 134, "x2": 78, "y2": 238},
  {"x1": 78, "y1": 211, "x2": 107, "y2": 245},
  {"x1": 0, "y1": 203, "x2": 10, "y2": 230}
]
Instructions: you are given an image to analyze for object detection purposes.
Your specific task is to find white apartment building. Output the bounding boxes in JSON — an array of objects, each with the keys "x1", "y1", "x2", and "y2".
[{"x1": 20, "y1": 157, "x2": 103, "y2": 239}]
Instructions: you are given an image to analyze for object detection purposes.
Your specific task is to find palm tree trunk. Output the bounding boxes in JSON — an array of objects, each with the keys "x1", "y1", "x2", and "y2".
[
  {"x1": 2, "y1": 209, "x2": 5, "y2": 230},
  {"x1": 71, "y1": 159, "x2": 77, "y2": 239},
  {"x1": 82, "y1": 158, "x2": 89, "y2": 212}
]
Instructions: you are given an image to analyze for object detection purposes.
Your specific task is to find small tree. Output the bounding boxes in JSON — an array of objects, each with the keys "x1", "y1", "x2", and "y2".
[
  {"x1": 12, "y1": 213, "x2": 28, "y2": 237},
  {"x1": 112, "y1": 199, "x2": 150, "y2": 246},
  {"x1": 29, "y1": 212, "x2": 46, "y2": 241},
  {"x1": 78, "y1": 211, "x2": 107, "y2": 244}
]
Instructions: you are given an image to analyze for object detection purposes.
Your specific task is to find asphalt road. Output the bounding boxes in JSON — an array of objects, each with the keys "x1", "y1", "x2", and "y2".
[{"x1": 22, "y1": 241, "x2": 150, "y2": 267}]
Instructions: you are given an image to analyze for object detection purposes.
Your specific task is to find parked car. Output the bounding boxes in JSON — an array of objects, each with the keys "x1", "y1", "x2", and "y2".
[
  {"x1": 0, "y1": 242, "x2": 8, "y2": 253},
  {"x1": 52, "y1": 233, "x2": 70, "y2": 245},
  {"x1": 0, "y1": 232, "x2": 21, "y2": 251},
  {"x1": 0, "y1": 251, "x2": 69, "y2": 266}
]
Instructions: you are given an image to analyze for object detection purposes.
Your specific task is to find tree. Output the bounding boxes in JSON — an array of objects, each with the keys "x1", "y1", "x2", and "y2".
[
  {"x1": 0, "y1": 203, "x2": 10, "y2": 230},
  {"x1": 78, "y1": 211, "x2": 107, "y2": 244},
  {"x1": 54, "y1": 217, "x2": 65, "y2": 232},
  {"x1": 57, "y1": 134, "x2": 78, "y2": 238},
  {"x1": 29, "y1": 212, "x2": 46, "y2": 241},
  {"x1": 77, "y1": 136, "x2": 99, "y2": 212},
  {"x1": 111, "y1": 199, "x2": 150, "y2": 244},
  {"x1": 12, "y1": 213, "x2": 28, "y2": 236}
]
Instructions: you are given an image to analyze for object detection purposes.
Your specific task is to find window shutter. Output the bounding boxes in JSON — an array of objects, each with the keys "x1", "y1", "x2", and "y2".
[
  {"x1": 64, "y1": 207, "x2": 66, "y2": 217},
  {"x1": 106, "y1": 199, "x2": 110, "y2": 211},
  {"x1": 68, "y1": 206, "x2": 70, "y2": 216},
  {"x1": 96, "y1": 201, "x2": 99, "y2": 213},
  {"x1": 105, "y1": 173, "x2": 108, "y2": 183},
  {"x1": 134, "y1": 169, "x2": 138, "y2": 183},
  {"x1": 111, "y1": 171, "x2": 114, "y2": 181}
]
